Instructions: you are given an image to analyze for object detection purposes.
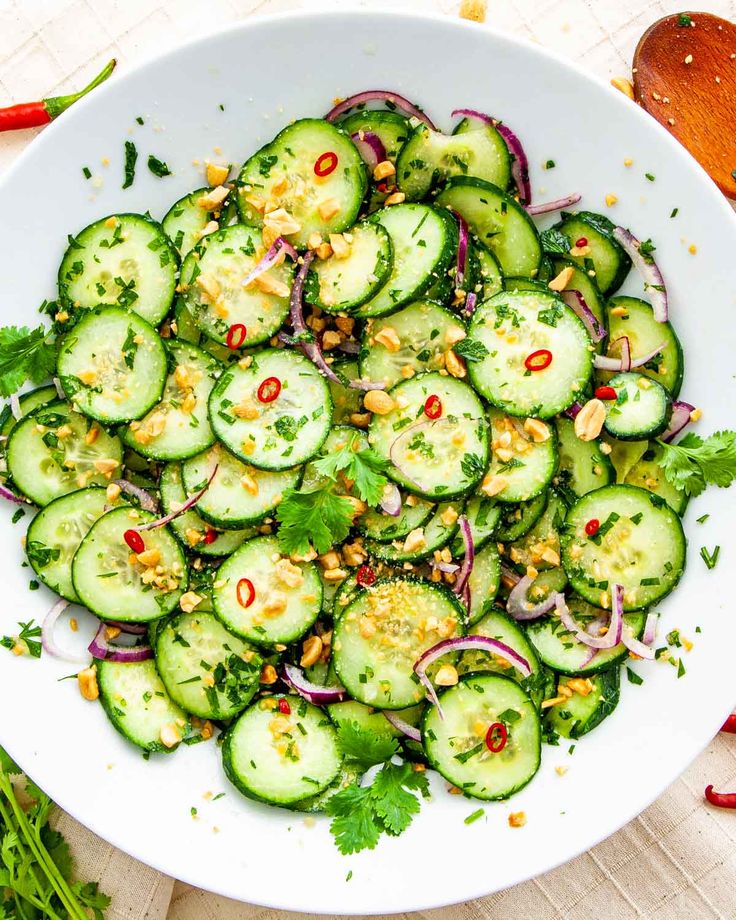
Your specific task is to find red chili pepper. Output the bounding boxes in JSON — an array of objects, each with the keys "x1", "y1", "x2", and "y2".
[
  {"x1": 236, "y1": 578, "x2": 256, "y2": 609},
  {"x1": 257, "y1": 376, "x2": 281, "y2": 403},
  {"x1": 278, "y1": 698, "x2": 291, "y2": 715},
  {"x1": 705, "y1": 784, "x2": 736, "y2": 809},
  {"x1": 585, "y1": 518, "x2": 600, "y2": 536},
  {"x1": 524, "y1": 349, "x2": 553, "y2": 372},
  {"x1": 0, "y1": 60, "x2": 116, "y2": 133},
  {"x1": 485, "y1": 722, "x2": 508, "y2": 753},
  {"x1": 575, "y1": 236, "x2": 588, "y2": 248},
  {"x1": 123, "y1": 529, "x2": 145, "y2": 554},
  {"x1": 204, "y1": 529, "x2": 218, "y2": 545},
  {"x1": 356, "y1": 565, "x2": 376, "y2": 587},
  {"x1": 314, "y1": 151, "x2": 338, "y2": 177},
  {"x1": 226, "y1": 323, "x2": 247, "y2": 350},
  {"x1": 595, "y1": 386, "x2": 617, "y2": 401},
  {"x1": 721, "y1": 713, "x2": 736, "y2": 733},
  {"x1": 376, "y1": 182, "x2": 388, "y2": 193},
  {"x1": 424, "y1": 394, "x2": 442, "y2": 420}
]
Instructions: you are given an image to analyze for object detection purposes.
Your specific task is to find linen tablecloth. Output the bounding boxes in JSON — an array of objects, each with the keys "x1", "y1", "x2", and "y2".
[{"x1": 2, "y1": 0, "x2": 736, "y2": 916}]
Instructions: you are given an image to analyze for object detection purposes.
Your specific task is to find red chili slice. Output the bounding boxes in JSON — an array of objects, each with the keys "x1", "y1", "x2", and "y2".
[
  {"x1": 257, "y1": 376, "x2": 281, "y2": 403},
  {"x1": 226, "y1": 323, "x2": 247, "y2": 350},
  {"x1": 485, "y1": 722, "x2": 508, "y2": 753},
  {"x1": 524, "y1": 349, "x2": 553, "y2": 372},
  {"x1": 575, "y1": 236, "x2": 588, "y2": 247},
  {"x1": 705, "y1": 785, "x2": 736, "y2": 809},
  {"x1": 236, "y1": 578, "x2": 256, "y2": 609},
  {"x1": 585, "y1": 518, "x2": 600, "y2": 536},
  {"x1": 595, "y1": 386, "x2": 617, "y2": 401},
  {"x1": 356, "y1": 565, "x2": 376, "y2": 587},
  {"x1": 123, "y1": 529, "x2": 144, "y2": 554},
  {"x1": 424, "y1": 394, "x2": 442, "y2": 419},
  {"x1": 314, "y1": 151, "x2": 338, "y2": 177},
  {"x1": 721, "y1": 713, "x2": 736, "y2": 734},
  {"x1": 204, "y1": 529, "x2": 218, "y2": 545},
  {"x1": 278, "y1": 698, "x2": 291, "y2": 715}
]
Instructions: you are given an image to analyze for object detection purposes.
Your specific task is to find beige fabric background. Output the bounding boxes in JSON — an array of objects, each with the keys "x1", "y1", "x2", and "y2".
[{"x1": 2, "y1": 0, "x2": 736, "y2": 916}]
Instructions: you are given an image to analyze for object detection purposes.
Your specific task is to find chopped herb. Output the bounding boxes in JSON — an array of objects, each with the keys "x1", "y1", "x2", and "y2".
[
  {"x1": 645, "y1": 172, "x2": 656, "y2": 182},
  {"x1": 123, "y1": 140, "x2": 138, "y2": 189},
  {"x1": 678, "y1": 13, "x2": 692, "y2": 25},
  {"x1": 696, "y1": 513, "x2": 709, "y2": 524},
  {"x1": 464, "y1": 807, "x2": 485, "y2": 825},
  {"x1": 626, "y1": 667, "x2": 644, "y2": 686},
  {"x1": 700, "y1": 545, "x2": 720, "y2": 570},
  {"x1": 82, "y1": 166, "x2": 91, "y2": 179},
  {"x1": 147, "y1": 154, "x2": 172, "y2": 178}
]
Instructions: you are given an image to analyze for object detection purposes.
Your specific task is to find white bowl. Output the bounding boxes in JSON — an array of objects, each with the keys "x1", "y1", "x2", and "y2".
[{"x1": 1, "y1": 10, "x2": 735, "y2": 914}]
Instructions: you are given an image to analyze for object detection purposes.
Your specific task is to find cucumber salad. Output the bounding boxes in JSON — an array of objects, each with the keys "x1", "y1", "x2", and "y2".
[{"x1": 1, "y1": 88, "x2": 735, "y2": 853}]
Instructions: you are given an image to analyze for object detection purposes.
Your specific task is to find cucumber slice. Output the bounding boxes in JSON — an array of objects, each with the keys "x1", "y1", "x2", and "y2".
[
  {"x1": 327, "y1": 699, "x2": 405, "y2": 737},
  {"x1": 179, "y1": 225, "x2": 293, "y2": 349},
  {"x1": 545, "y1": 668, "x2": 620, "y2": 739},
  {"x1": 550, "y1": 256, "x2": 606, "y2": 347},
  {"x1": 467, "y1": 541, "x2": 501, "y2": 625},
  {"x1": 369, "y1": 372, "x2": 489, "y2": 500},
  {"x1": 305, "y1": 221, "x2": 392, "y2": 312},
  {"x1": 554, "y1": 417, "x2": 614, "y2": 498},
  {"x1": 6, "y1": 402, "x2": 123, "y2": 506},
  {"x1": 451, "y1": 497, "x2": 502, "y2": 554},
  {"x1": 554, "y1": 211, "x2": 631, "y2": 295},
  {"x1": 181, "y1": 443, "x2": 300, "y2": 528},
  {"x1": 332, "y1": 578, "x2": 465, "y2": 709},
  {"x1": 328, "y1": 359, "x2": 362, "y2": 424},
  {"x1": 358, "y1": 492, "x2": 435, "y2": 542},
  {"x1": 423, "y1": 674, "x2": 540, "y2": 800},
  {"x1": 97, "y1": 659, "x2": 189, "y2": 753},
  {"x1": 487, "y1": 410, "x2": 557, "y2": 502},
  {"x1": 162, "y1": 187, "x2": 213, "y2": 258},
  {"x1": 624, "y1": 445, "x2": 688, "y2": 515},
  {"x1": 212, "y1": 535, "x2": 322, "y2": 645},
  {"x1": 159, "y1": 463, "x2": 254, "y2": 555},
  {"x1": 355, "y1": 205, "x2": 456, "y2": 318},
  {"x1": 495, "y1": 492, "x2": 548, "y2": 542},
  {"x1": 25, "y1": 486, "x2": 112, "y2": 601},
  {"x1": 155, "y1": 610, "x2": 262, "y2": 720},
  {"x1": 237, "y1": 118, "x2": 367, "y2": 247},
  {"x1": 604, "y1": 437, "x2": 649, "y2": 483},
  {"x1": 72, "y1": 507, "x2": 187, "y2": 622},
  {"x1": 561, "y1": 484, "x2": 686, "y2": 610},
  {"x1": 466, "y1": 291, "x2": 593, "y2": 419},
  {"x1": 364, "y1": 501, "x2": 462, "y2": 563},
  {"x1": 223, "y1": 696, "x2": 342, "y2": 805},
  {"x1": 121, "y1": 340, "x2": 218, "y2": 460},
  {"x1": 602, "y1": 372, "x2": 671, "y2": 441},
  {"x1": 57, "y1": 307, "x2": 167, "y2": 423},
  {"x1": 208, "y1": 349, "x2": 332, "y2": 470},
  {"x1": 435, "y1": 178, "x2": 542, "y2": 277},
  {"x1": 172, "y1": 300, "x2": 202, "y2": 345},
  {"x1": 359, "y1": 300, "x2": 466, "y2": 388},
  {"x1": 58, "y1": 213, "x2": 177, "y2": 325},
  {"x1": 337, "y1": 110, "x2": 410, "y2": 212},
  {"x1": 0, "y1": 384, "x2": 57, "y2": 439},
  {"x1": 476, "y1": 245, "x2": 504, "y2": 299},
  {"x1": 602, "y1": 296, "x2": 683, "y2": 397},
  {"x1": 397, "y1": 121, "x2": 511, "y2": 200},
  {"x1": 505, "y1": 490, "x2": 565, "y2": 572}
]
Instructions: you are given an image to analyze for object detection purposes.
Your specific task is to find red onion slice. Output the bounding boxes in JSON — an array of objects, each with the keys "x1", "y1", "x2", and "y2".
[
  {"x1": 432, "y1": 560, "x2": 460, "y2": 575},
  {"x1": 561, "y1": 290, "x2": 606, "y2": 343},
  {"x1": 113, "y1": 479, "x2": 158, "y2": 513},
  {"x1": 642, "y1": 612, "x2": 658, "y2": 647},
  {"x1": 661, "y1": 400, "x2": 696, "y2": 443},
  {"x1": 506, "y1": 574, "x2": 560, "y2": 621},
  {"x1": 282, "y1": 663, "x2": 348, "y2": 705},
  {"x1": 555, "y1": 587, "x2": 624, "y2": 649},
  {"x1": 0, "y1": 483, "x2": 29, "y2": 505},
  {"x1": 383, "y1": 711, "x2": 421, "y2": 743},
  {"x1": 350, "y1": 131, "x2": 386, "y2": 169},
  {"x1": 464, "y1": 291, "x2": 477, "y2": 317},
  {"x1": 509, "y1": 417, "x2": 531, "y2": 441},
  {"x1": 327, "y1": 90, "x2": 436, "y2": 129},
  {"x1": 564, "y1": 401, "x2": 583, "y2": 420},
  {"x1": 378, "y1": 482, "x2": 402, "y2": 517},
  {"x1": 526, "y1": 193, "x2": 582, "y2": 216},
  {"x1": 500, "y1": 563, "x2": 522, "y2": 588},
  {"x1": 451, "y1": 109, "x2": 531, "y2": 205},
  {"x1": 593, "y1": 339, "x2": 666, "y2": 372},
  {"x1": 347, "y1": 377, "x2": 386, "y2": 392},
  {"x1": 88, "y1": 622, "x2": 153, "y2": 662},
  {"x1": 415, "y1": 636, "x2": 532, "y2": 716},
  {"x1": 449, "y1": 210, "x2": 469, "y2": 289},
  {"x1": 286, "y1": 252, "x2": 342, "y2": 385},
  {"x1": 9, "y1": 394, "x2": 21, "y2": 421},
  {"x1": 241, "y1": 236, "x2": 298, "y2": 290},
  {"x1": 135, "y1": 464, "x2": 218, "y2": 532},
  {"x1": 105, "y1": 620, "x2": 148, "y2": 635},
  {"x1": 453, "y1": 515, "x2": 474, "y2": 595},
  {"x1": 621, "y1": 629, "x2": 656, "y2": 660},
  {"x1": 42, "y1": 599, "x2": 89, "y2": 663},
  {"x1": 612, "y1": 226, "x2": 668, "y2": 322}
]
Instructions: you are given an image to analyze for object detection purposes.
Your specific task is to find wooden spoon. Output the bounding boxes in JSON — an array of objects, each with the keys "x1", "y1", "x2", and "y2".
[{"x1": 633, "y1": 11, "x2": 736, "y2": 199}]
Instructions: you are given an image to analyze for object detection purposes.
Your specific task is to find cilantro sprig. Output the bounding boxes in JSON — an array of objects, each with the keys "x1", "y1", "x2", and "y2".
[
  {"x1": 312, "y1": 433, "x2": 389, "y2": 506},
  {"x1": 0, "y1": 325, "x2": 56, "y2": 397},
  {"x1": 1, "y1": 619, "x2": 42, "y2": 658},
  {"x1": 657, "y1": 430, "x2": 736, "y2": 497},
  {"x1": 275, "y1": 486, "x2": 354, "y2": 556}
]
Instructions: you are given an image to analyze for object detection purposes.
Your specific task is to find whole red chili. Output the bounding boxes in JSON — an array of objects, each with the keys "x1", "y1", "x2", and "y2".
[
  {"x1": 204, "y1": 529, "x2": 218, "y2": 545},
  {"x1": 424, "y1": 394, "x2": 442, "y2": 420},
  {"x1": 0, "y1": 59, "x2": 116, "y2": 134},
  {"x1": 314, "y1": 151, "x2": 338, "y2": 177},
  {"x1": 278, "y1": 698, "x2": 291, "y2": 715},
  {"x1": 585, "y1": 518, "x2": 600, "y2": 536},
  {"x1": 721, "y1": 713, "x2": 736, "y2": 734},
  {"x1": 524, "y1": 349, "x2": 553, "y2": 372},
  {"x1": 257, "y1": 376, "x2": 281, "y2": 403},
  {"x1": 595, "y1": 386, "x2": 617, "y2": 401},
  {"x1": 485, "y1": 722, "x2": 508, "y2": 753},
  {"x1": 575, "y1": 236, "x2": 588, "y2": 248},
  {"x1": 236, "y1": 578, "x2": 256, "y2": 609},
  {"x1": 705, "y1": 785, "x2": 736, "y2": 809},
  {"x1": 356, "y1": 565, "x2": 376, "y2": 587},
  {"x1": 226, "y1": 323, "x2": 247, "y2": 350},
  {"x1": 123, "y1": 529, "x2": 145, "y2": 554}
]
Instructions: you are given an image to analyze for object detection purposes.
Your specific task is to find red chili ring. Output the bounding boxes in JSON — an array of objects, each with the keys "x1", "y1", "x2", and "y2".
[
  {"x1": 524, "y1": 349, "x2": 553, "y2": 372},
  {"x1": 314, "y1": 151, "x2": 338, "y2": 177},
  {"x1": 356, "y1": 565, "x2": 376, "y2": 587},
  {"x1": 575, "y1": 236, "x2": 588, "y2": 247},
  {"x1": 278, "y1": 698, "x2": 291, "y2": 715},
  {"x1": 204, "y1": 529, "x2": 218, "y2": 545},
  {"x1": 595, "y1": 386, "x2": 617, "y2": 401},
  {"x1": 424, "y1": 394, "x2": 442, "y2": 420},
  {"x1": 257, "y1": 376, "x2": 282, "y2": 404},
  {"x1": 123, "y1": 529, "x2": 144, "y2": 554},
  {"x1": 236, "y1": 577, "x2": 256, "y2": 609},
  {"x1": 226, "y1": 323, "x2": 247, "y2": 350},
  {"x1": 585, "y1": 518, "x2": 600, "y2": 536},
  {"x1": 485, "y1": 722, "x2": 508, "y2": 754}
]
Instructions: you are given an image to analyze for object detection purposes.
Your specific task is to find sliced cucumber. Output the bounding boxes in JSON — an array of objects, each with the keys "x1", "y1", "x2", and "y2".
[
  {"x1": 337, "y1": 110, "x2": 410, "y2": 212},
  {"x1": 554, "y1": 211, "x2": 631, "y2": 295},
  {"x1": 57, "y1": 307, "x2": 167, "y2": 423},
  {"x1": 328, "y1": 359, "x2": 362, "y2": 425},
  {"x1": 602, "y1": 372, "x2": 671, "y2": 441},
  {"x1": 549, "y1": 256, "x2": 606, "y2": 344},
  {"x1": 624, "y1": 444, "x2": 688, "y2": 515},
  {"x1": 162, "y1": 187, "x2": 214, "y2": 258},
  {"x1": 476, "y1": 245, "x2": 504, "y2": 299},
  {"x1": 365, "y1": 501, "x2": 462, "y2": 563},
  {"x1": 208, "y1": 349, "x2": 332, "y2": 470},
  {"x1": 451, "y1": 497, "x2": 501, "y2": 555},
  {"x1": 554, "y1": 417, "x2": 614, "y2": 497},
  {"x1": 467, "y1": 541, "x2": 501, "y2": 625},
  {"x1": 505, "y1": 490, "x2": 565, "y2": 572},
  {"x1": 495, "y1": 492, "x2": 548, "y2": 542},
  {"x1": 58, "y1": 213, "x2": 177, "y2": 325},
  {"x1": 358, "y1": 492, "x2": 434, "y2": 542},
  {"x1": 487, "y1": 409, "x2": 557, "y2": 502},
  {"x1": 0, "y1": 385, "x2": 57, "y2": 439},
  {"x1": 545, "y1": 667, "x2": 620, "y2": 739}
]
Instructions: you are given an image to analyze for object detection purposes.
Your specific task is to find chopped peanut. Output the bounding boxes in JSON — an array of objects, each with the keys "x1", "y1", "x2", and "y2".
[
  {"x1": 435, "y1": 664, "x2": 459, "y2": 686},
  {"x1": 93, "y1": 458, "x2": 119, "y2": 476},
  {"x1": 206, "y1": 162, "x2": 230, "y2": 186},
  {"x1": 610, "y1": 77, "x2": 635, "y2": 99},
  {"x1": 548, "y1": 266, "x2": 574, "y2": 292},
  {"x1": 574, "y1": 398, "x2": 606, "y2": 442},
  {"x1": 329, "y1": 233, "x2": 351, "y2": 259},
  {"x1": 373, "y1": 161, "x2": 396, "y2": 181},
  {"x1": 274, "y1": 558, "x2": 304, "y2": 588},
  {"x1": 523, "y1": 418, "x2": 550, "y2": 442},
  {"x1": 160, "y1": 723, "x2": 182, "y2": 749},
  {"x1": 508, "y1": 811, "x2": 527, "y2": 828},
  {"x1": 260, "y1": 664, "x2": 278, "y2": 685},
  {"x1": 136, "y1": 548, "x2": 161, "y2": 567},
  {"x1": 482, "y1": 474, "x2": 508, "y2": 497},
  {"x1": 240, "y1": 472, "x2": 259, "y2": 496},
  {"x1": 300, "y1": 635, "x2": 323, "y2": 668},
  {"x1": 179, "y1": 591, "x2": 203, "y2": 614},
  {"x1": 198, "y1": 185, "x2": 230, "y2": 210},
  {"x1": 459, "y1": 0, "x2": 487, "y2": 22},
  {"x1": 374, "y1": 326, "x2": 401, "y2": 352},
  {"x1": 403, "y1": 528, "x2": 427, "y2": 554},
  {"x1": 318, "y1": 199, "x2": 341, "y2": 221},
  {"x1": 364, "y1": 390, "x2": 395, "y2": 415},
  {"x1": 445, "y1": 349, "x2": 467, "y2": 379},
  {"x1": 322, "y1": 330, "x2": 342, "y2": 351},
  {"x1": 440, "y1": 505, "x2": 459, "y2": 527},
  {"x1": 384, "y1": 191, "x2": 405, "y2": 206},
  {"x1": 78, "y1": 666, "x2": 99, "y2": 701}
]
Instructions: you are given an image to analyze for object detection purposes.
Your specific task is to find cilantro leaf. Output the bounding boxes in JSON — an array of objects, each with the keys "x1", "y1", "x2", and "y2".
[
  {"x1": 453, "y1": 338, "x2": 489, "y2": 363},
  {"x1": 370, "y1": 762, "x2": 429, "y2": 836},
  {"x1": 336, "y1": 720, "x2": 399, "y2": 771},
  {"x1": 657, "y1": 430, "x2": 736, "y2": 496},
  {"x1": 0, "y1": 325, "x2": 56, "y2": 397},
  {"x1": 539, "y1": 227, "x2": 570, "y2": 254},
  {"x1": 325, "y1": 784, "x2": 381, "y2": 855},
  {"x1": 312, "y1": 433, "x2": 389, "y2": 506},
  {"x1": 275, "y1": 486, "x2": 354, "y2": 555},
  {"x1": 1, "y1": 619, "x2": 42, "y2": 658}
]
